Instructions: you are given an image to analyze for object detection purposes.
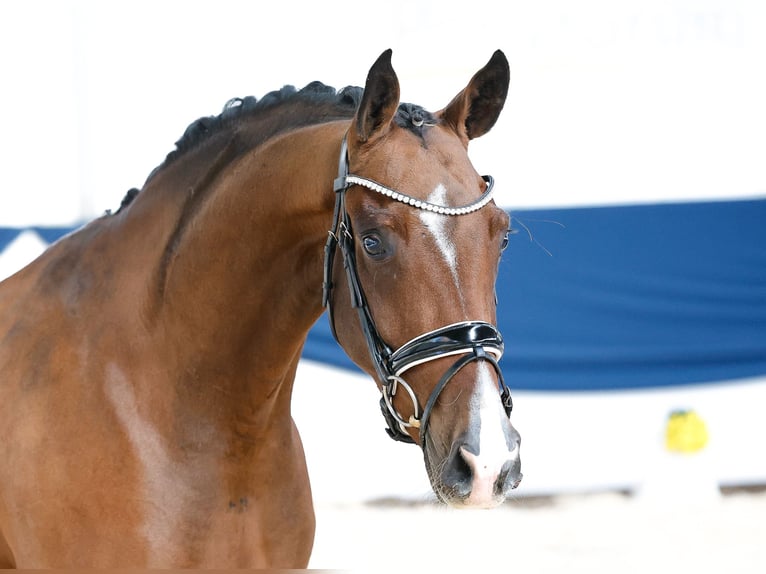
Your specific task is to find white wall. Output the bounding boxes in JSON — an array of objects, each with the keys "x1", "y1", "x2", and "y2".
[{"x1": 1, "y1": 0, "x2": 765, "y2": 226}]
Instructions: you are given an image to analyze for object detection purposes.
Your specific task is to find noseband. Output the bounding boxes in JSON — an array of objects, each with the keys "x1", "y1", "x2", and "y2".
[{"x1": 322, "y1": 136, "x2": 513, "y2": 445}]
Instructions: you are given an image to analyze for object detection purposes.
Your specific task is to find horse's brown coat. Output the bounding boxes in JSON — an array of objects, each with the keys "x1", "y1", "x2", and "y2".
[{"x1": 0, "y1": 50, "x2": 515, "y2": 568}]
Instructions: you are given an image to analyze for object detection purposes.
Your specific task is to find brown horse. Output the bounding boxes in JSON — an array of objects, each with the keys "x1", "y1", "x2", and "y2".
[{"x1": 0, "y1": 50, "x2": 521, "y2": 568}]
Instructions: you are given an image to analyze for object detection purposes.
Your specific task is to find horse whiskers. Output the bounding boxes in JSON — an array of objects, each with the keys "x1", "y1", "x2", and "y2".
[
  {"x1": 422, "y1": 433, "x2": 455, "y2": 503},
  {"x1": 431, "y1": 387, "x2": 463, "y2": 410},
  {"x1": 510, "y1": 215, "x2": 565, "y2": 258},
  {"x1": 427, "y1": 463, "x2": 451, "y2": 503}
]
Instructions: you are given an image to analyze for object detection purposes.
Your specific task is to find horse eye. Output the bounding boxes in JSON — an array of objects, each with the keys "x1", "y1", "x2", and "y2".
[
  {"x1": 362, "y1": 234, "x2": 387, "y2": 258},
  {"x1": 500, "y1": 229, "x2": 511, "y2": 251}
]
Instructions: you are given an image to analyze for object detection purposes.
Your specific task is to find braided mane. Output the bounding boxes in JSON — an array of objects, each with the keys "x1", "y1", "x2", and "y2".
[{"x1": 115, "y1": 81, "x2": 435, "y2": 213}]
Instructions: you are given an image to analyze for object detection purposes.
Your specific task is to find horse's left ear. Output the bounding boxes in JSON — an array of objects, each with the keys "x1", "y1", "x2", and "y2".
[{"x1": 439, "y1": 50, "x2": 510, "y2": 145}]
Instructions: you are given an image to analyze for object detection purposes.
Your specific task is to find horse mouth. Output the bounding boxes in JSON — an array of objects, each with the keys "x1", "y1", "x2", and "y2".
[
  {"x1": 424, "y1": 442, "x2": 523, "y2": 508},
  {"x1": 432, "y1": 477, "x2": 522, "y2": 509}
]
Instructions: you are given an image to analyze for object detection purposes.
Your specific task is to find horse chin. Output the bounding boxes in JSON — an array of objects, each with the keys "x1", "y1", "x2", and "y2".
[
  {"x1": 437, "y1": 487, "x2": 507, "y2": 509},
  {"x1": 429, "y1": 474, "x2": 511, "y2": 509}
]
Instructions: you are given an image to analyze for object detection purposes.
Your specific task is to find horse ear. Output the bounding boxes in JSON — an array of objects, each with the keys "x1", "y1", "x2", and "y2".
[
  {"x1": 353, "y1": 49, "x2": 400, "y2": 143},
  {"x1": 439, "y1": 50, "x2": 510, "y2": 144}
]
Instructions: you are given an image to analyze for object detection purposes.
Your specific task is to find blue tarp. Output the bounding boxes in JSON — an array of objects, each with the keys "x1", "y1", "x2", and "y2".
[{"x1": 3, "y1": 198, "x2": 765, "y2": 391}]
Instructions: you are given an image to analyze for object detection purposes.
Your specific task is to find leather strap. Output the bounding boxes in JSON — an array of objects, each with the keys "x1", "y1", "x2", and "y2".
[{"x1": 323, "y1": 135, "x2": 511, "y2": 445}]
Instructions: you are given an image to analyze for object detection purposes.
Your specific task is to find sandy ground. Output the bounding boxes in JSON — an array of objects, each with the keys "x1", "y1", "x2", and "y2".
[{"x1": 308, "y1": 489, "x2": 766, "y2": 572}]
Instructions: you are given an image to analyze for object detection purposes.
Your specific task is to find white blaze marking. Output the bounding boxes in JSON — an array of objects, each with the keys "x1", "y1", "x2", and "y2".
[
  {"x1": 419, "y1": 184, "x2": 462, "y2": 302},
  {"x1": 462, "y1": 363, "x2": 518, "y2": 508}
]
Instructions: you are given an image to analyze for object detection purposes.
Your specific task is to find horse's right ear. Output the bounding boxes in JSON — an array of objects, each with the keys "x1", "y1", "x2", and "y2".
[{"x1": 352, "y1": 49, "x2": 400, "y2": 144}]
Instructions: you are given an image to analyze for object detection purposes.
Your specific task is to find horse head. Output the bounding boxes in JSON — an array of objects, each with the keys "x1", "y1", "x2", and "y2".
[{"x1": 325, "y1": 50, "x2": 522, "y2": 508}]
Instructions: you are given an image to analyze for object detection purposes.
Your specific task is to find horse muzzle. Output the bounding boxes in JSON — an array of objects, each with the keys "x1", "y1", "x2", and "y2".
[{"x1": 434, "y1": 430, "x2": 523, "y2": 508}]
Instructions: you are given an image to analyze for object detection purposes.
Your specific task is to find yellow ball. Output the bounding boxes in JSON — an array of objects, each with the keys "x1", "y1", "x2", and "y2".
[{"x1": 665, "y1": 410, "x2": 709, "y2": 453}]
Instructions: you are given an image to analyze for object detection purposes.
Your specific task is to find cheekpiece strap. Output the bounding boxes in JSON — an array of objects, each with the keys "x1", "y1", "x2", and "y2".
[{"x1": 323, "y1": 134, "x2": 511, "y2": 446}]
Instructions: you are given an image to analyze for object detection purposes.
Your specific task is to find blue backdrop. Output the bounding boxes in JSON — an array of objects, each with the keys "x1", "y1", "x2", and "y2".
[{"x1": 2, "y1": 198, "x2": 765, "y2": 391}]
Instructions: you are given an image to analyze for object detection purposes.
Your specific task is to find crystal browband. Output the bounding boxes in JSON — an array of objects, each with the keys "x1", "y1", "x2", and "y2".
[{"x1": 345, "y1": 174, "x2": 495, "y2": 216}]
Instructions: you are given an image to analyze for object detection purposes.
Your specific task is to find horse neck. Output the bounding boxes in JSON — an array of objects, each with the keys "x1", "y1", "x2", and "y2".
[{"x1": 128, "y1": 120, "x2": 346, "y2": 410}]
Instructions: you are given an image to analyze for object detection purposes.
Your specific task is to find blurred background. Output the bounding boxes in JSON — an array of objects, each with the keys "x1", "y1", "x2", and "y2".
[{"x1": 1, "y1": 0, "x2": 765, "y2": 571}]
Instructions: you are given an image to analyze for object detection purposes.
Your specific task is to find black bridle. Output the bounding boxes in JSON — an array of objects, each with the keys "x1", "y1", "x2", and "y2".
[{"x1": 322, "y1": 136, "x2": 513, "y2": 445}]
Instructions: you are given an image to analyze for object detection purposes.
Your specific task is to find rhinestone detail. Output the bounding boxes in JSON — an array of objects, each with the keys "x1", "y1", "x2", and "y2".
[{"x1": 345, "y1": 175, "x2": 494, "y2": 216}]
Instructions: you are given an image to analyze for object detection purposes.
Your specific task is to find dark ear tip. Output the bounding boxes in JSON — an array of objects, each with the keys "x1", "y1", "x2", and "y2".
[
  {"x1": 376, "y1": 49, "x2": 394, "y2": 68},
  {"x1": 367, "y1": 49, "x2": 395, "y2": 82},
  {"x1": 490, "y1": 49, "x2": 510, "y2": 75}
]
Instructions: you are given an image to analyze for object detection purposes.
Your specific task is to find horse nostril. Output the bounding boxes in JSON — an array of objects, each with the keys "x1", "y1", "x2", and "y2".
[
  {"x1": 500, "y1": 459, "x2": 523, "y2": 491},
  {"x1": 440, "y1": 443, "x2": 474, "y2": 499}
]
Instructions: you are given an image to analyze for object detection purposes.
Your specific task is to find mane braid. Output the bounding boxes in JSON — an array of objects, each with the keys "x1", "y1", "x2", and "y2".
[
  {"x1": 113, "y1": 82, "x2": 435, "y2": 213},
  {"x1": 166, "y1": 82, "x2": 363, "y2": 167}
]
